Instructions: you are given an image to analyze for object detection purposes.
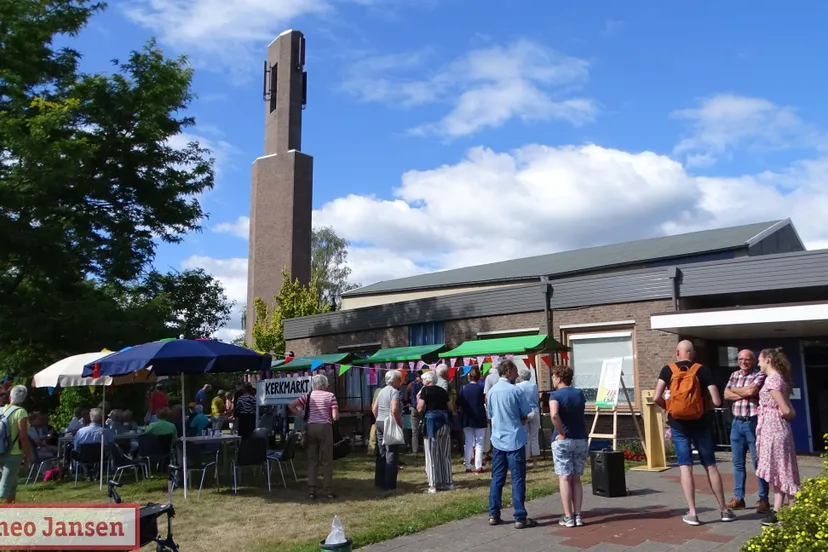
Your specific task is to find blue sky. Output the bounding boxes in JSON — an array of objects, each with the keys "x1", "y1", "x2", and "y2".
[{"x1": 69, "y1": 1, "x2": 828, "y2": 338}]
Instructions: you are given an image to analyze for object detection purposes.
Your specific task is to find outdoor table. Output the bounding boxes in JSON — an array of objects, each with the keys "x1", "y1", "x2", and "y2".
[{"x1": 179, "y1": 434, "x2": 241, "y2": 475}]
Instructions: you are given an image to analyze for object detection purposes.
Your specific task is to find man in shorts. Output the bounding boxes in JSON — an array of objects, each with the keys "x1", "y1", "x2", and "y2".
[{"x1": 654, "y1": 340, "x2": 735, "y2": 526}]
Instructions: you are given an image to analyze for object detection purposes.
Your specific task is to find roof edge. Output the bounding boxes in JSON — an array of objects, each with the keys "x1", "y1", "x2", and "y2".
[{"x1": 745, "y1": 218, "x2": 793, "y2": 247}]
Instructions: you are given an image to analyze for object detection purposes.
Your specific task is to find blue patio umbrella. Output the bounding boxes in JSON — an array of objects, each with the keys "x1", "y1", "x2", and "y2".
[
  {"x1": 81, "y1": 339, "x2": 270, "y2": 500},
  {"x1": 81, "y1": 339, "x2": 270, "y2": 378}
]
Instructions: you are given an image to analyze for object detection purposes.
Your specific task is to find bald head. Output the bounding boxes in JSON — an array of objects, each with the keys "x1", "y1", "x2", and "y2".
[{"x1": 676, "y1": 340, "x2": 695, "y2": 361}]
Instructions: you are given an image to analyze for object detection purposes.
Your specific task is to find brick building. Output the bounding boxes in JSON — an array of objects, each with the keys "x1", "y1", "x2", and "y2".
[{"x1": 282, "y1": 219, "x2": 828, "y2": 452}]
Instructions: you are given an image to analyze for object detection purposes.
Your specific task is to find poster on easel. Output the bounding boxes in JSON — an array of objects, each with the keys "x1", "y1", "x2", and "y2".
[{"x1": 594, "y1": 357, "x2": 624, "y2": 409}]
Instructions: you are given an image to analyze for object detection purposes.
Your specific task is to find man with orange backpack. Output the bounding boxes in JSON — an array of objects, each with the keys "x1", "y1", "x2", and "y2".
[{"x1": 654, "y1": 340, "x2": 736, "y2": 526}]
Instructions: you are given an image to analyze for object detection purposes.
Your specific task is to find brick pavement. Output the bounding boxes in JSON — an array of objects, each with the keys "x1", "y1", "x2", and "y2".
[{"x1": 357, "y1": 459, "x2": 822, "y2": 552}]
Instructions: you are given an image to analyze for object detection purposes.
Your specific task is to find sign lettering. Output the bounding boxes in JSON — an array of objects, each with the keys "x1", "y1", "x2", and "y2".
[{"x1": 257, "y1": 377, "x2": 312, "y2": 406}]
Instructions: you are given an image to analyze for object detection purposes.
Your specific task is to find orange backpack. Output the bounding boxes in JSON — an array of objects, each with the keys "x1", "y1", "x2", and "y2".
[{"x1": 666, "y1": 363, "x2": 705, "y2": 420}]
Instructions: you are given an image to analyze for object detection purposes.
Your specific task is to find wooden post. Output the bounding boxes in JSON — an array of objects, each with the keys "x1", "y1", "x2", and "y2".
[
  {"x1": 587, "y1": 406, "x2": 618, "y2": 451},
  {"x1": 630, "y1": 389, "x2": 669, "y2": 472}
]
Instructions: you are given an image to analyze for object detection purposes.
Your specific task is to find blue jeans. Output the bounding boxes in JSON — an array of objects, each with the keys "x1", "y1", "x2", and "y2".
[
  {"x1": 489, "y1": 447, "x2": 527, "y2": 522},
  {"x1": 730, "y1": 418, "x2": 769, "y2": 501},
  {"x1": 672, "y1": 424, "x2": 716, "y2": 467}
]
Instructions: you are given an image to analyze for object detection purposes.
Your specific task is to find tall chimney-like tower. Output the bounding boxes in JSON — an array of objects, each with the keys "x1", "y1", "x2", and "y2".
[{"x1": 246, "y1": 30, "x2": 313, "y2": 345}]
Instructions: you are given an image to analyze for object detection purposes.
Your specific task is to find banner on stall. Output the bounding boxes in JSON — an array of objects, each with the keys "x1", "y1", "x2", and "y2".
[
  {"x1": 594, "y1": 357, "x2": 624, "y2": 409},
  {"x1": 257, "y1": 376, "x2": 312, "y2": 406}
]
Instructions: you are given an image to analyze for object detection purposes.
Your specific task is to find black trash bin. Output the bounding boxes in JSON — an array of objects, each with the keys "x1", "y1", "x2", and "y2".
[
  {"x1": 320, "y1": 538, "x2": 352, "y2": 552},
  {"x1": 590, "y1": 449, "x2": 627, "y2": 497}
]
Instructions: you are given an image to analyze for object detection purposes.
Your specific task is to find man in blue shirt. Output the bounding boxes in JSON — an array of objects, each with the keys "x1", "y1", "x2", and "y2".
[
  {"x1": 73, "y1": 408, "x2": 116, "y2": 480},
  {"x1": 487, "y1": 360, "x2": 537, "y2": 529}
]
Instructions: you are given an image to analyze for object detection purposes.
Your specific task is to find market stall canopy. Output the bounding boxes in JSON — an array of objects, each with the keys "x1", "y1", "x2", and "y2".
[
  {"x1": 353, "y1": 344, "x2": 446, "y2": 365},
  {"x1": 438, "y1": 334, "x2": 568, "y2": 358},
  {"x1": 32, "y1": 352, "x2": 157, "y2": 388},
  {"x1": 277, "y1": 353, "x2": 352, "y2": 372},
  {"x1": 81, "y1": 339, "x2": 270, "y2": 377}
]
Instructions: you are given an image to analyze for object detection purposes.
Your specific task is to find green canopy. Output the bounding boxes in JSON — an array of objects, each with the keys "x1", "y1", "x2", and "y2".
[
  {"x1": 353, "y1": 344, "x2": 446, "y2": 365},
  {"x1": 276, "y1": 353, "x2": 351, "y2": 372},
  {"x1": 438, "y1": 334, "x2": 567, "y2": 358}
]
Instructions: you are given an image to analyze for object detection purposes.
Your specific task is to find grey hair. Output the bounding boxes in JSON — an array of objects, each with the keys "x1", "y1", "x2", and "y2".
[
  {"x1": 518, "y1": 367, "x2": 532, "y2": 381},
  {"x1": 435, "y1": 363, "x2": 449, "y2": 377},
  {"x1": 89, "y1": 407, "x2": 103, "y2": 424},
  {"x1": 9, "y1": 385, "x2": 27, "y2": 406},
  {"x1": 194, "y1": 404, "x2": 204, "y2": 414},
  {"x1": 311, "y1": 374, "x2": 329, "y2": 391},
  {"x1": 498, "y1": 359, "x2": 518, "y2": 377},
  {"x1": 421, "y1": 371, "x2": 436, "y2": 385},
  {"x1": 385, "y1": 370, "x2": 402, "y2": 385}
]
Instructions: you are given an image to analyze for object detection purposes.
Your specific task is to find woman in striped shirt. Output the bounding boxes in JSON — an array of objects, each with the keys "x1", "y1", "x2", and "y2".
[{"x1": 290, "y1": 374, "x2": 339, "y2": 499}]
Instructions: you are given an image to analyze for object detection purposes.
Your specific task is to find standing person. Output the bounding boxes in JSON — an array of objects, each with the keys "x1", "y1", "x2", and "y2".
[
  {"x1": 654, "y1": 340, "x2": 735, "y2": 526},
  {"x1": 723, "y1": 350, "x2": 770, "y2": 513},
  {"x1": 373, "y1": 370, "x2": 404, "y2": 492},
  {"x1": 211, "y1": 390, "x2": 226, "y2": 431},
  {"x1": 416, "y1": 371, "x2": 456, "y2": 493},
  {"x1": 516, "y1": 367, "x2": 540, "y2": 469},
  {"x1": 756, "y1": 348, "x2": 801, "y2": 526},
  {"x1": 482, "y1": 366, "x2": 500, "y2": 460},
  {"x1": 234, "y1": 384, "x2": 257, "y2": 438},
  {"x1": 487, "y1": 360, "x2": 537, "y2": 529},
  {"x1": 194, "y1": 384, "x2": 211, "y2": 408},
  {"x1": 289, "y1": 374, "x2": 339, "y2": 500},
  {"x1": 549, "y1": 365, "x2": 588, "y2": 528},
  {"x1": 457, "y1": 367, "x2": 487, "y2": 473},
  {"x1": 146, "y1": 383, "x2": 168, "y2": 423},
  {"x1": 406, "y1": 371, "x2": 424, "y2": 454},
  {"x1": 0, "y1": 386, "x2": 31, "y2": 504}
]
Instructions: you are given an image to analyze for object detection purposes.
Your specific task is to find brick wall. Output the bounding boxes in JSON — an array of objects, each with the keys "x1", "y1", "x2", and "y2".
[{"x1": 286, "y1": 325, "x2": 408, "y2": 356}]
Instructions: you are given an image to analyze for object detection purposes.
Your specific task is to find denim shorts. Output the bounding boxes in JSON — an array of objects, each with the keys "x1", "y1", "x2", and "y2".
[
  {"x1": 552, "y1": 438, "x2": 588, "y2": 476},
  {"x1": 671, "y1": 425, "x2": 716, "y2": 467},
  {"x1": 0, "y1": 454, "x2": 22, "y2": 499}
]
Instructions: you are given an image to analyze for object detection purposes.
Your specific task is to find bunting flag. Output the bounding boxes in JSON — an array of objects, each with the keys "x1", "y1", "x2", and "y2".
[
  {"x1": 310, "y1": 360, "x2": 324, "y2": 371},
  {"x1": 481, "y1": 362, "x2": 492, "y2": 375},
  {"x1": 339, "y1": 364, "x2": 351, "y2": 376},
  {"x1": 89, "y1": 386, "x2": 96, "y2": 394},
  {"x1": 369, "y1": 367, "x2": 377, "y2": 385},
  {"x1": 397, "y1": 362, "x2": 404, "y2": 370},
  {"x1": 449, "y1": 357, "x2": 457, "y2": 367},
  {"x1": 505, "y1": 354, "x2": 514, "y2": 359},
  {"x1": 47, "y1": 387, "x2": 55, "y2": 396},
  {"x1": 476, "y1": 356, "x2": 486, "y2": 366},
  {"x1": 522, "y1": 357, "x2": 533, "y2": 369},
  {"x1": 385, "y1": 362, "x2": 392, "y2": 370},
  {"x1": 416, "y1": 360, "x2": 425, "y2": 370},
  {"x1": 448, "y1": 367, "x2": 457, "y2": 382},
  {"x1": 561, "y1": 351, "x2": 570, "y2": 362},
  {"x1": 408, "y1": 361, "x2": 415, "y2": 371},
  {"x1": 541, "y1": 354, "x2": 552, "y2": 367},
  {"x1": 92, "y1": 363, "x2": 100, "y2": 379},
  {"x1": 527, "y1": 354, "x2": 537, "y2": 368},
  {"x1": 462, "y1": 357, "x2": 472, "y2": 366},
  {"x1": 460, "y1": 365, "x2": 472, "y2": 377},
  {"x1": 491, "y1": 355, "x2": 500, "y2": 366}
]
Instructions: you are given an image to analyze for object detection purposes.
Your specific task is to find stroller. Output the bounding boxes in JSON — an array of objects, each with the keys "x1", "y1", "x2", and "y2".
[{"x1": 107, "y1": 466, "x2": 179, "y2": 552}]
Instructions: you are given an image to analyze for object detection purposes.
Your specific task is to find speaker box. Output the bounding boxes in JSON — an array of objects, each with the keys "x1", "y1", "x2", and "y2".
[{"x1": 590, "y1": 449, "x2": 627, "y2": 497}]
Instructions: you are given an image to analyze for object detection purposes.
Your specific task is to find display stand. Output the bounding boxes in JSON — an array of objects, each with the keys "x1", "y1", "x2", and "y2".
[
  {"x1": 629, "y1": 389, "x2": 669, "y2": 472},
  {"x1": 587, "y1": 358, "x2": 646, "y2": 456}
]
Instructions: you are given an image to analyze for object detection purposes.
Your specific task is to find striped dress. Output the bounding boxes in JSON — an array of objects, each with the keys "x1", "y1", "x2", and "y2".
[{"x1": 420, "y1": 385, "x2": 453, "y2": 489}]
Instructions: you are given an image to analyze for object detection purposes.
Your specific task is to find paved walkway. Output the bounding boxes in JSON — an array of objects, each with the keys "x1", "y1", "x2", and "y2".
[{"x1": 359, "y1": 457, "x2": 822, "y2": 552}]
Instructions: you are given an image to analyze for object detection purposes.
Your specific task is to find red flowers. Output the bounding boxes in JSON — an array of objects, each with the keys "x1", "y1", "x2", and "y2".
[{"x1": 622, "y1": 449, "x2": 645, "y2": 462}]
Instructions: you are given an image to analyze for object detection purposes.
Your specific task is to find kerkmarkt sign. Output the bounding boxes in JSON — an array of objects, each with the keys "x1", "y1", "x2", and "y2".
[{"x1": 257, "y1": 377, "x2": 311, "y2": 405}]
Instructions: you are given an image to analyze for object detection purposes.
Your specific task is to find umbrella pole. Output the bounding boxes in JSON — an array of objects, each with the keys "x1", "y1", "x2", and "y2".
[
  {"x1": 100, "y1": 384, "x2": 105, "y2": 490},
  {"x1": 181, "y1": 374, "x2": 188, "y2": 500}
]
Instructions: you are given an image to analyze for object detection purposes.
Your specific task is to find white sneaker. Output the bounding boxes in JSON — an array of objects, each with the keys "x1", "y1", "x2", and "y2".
[{"x1": 426, "y1": 487, "x2": 437, "y2": 494}]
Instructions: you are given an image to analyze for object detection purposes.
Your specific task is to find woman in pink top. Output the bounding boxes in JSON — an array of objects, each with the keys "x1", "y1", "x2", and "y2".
[{"x1": 289, "y1": 374, "x2": 339, "y2": 499}]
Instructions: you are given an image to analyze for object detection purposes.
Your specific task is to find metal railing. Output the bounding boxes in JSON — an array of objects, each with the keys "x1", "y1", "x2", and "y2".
[{"x1": 712, "y1": 408, "x2": 732, "y2": 450}]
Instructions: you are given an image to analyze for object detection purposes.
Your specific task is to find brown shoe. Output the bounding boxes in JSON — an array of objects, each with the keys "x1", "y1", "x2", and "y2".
[
  {"x1": 727, "y1": 498, "x2": 746, "y2": 510},
  {"x1": 757, "y1": 499, "x2": 771, "y2": 513}
]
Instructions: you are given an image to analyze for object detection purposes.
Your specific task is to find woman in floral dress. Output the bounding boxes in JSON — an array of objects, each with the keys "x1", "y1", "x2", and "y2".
[{"x1": 755, "y1": 347, "x2": 800, "y2": 525}]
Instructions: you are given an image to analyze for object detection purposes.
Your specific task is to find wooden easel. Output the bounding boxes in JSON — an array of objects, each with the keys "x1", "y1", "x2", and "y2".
[{"x1": 587, "y1": 370, "x2": 646, "y2": 457}]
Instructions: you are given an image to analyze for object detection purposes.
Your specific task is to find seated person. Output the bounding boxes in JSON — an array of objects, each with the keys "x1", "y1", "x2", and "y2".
[
  {"x1": 169, "y1": 404, "x2": 185, "y2": 438},
  {"x1": 67, "y1": 407, "x2": 86, "y2": 435},
  {"x1": 27, "y1": 412, "x2": 59, "y2": 458},
  {"x1": 107, "y1": 409, "x2": 130, "y2": 435},
  {"x1": 145, "y1": 407, "x2": 179, "y2": 439},
  {"x1": 189, "y1": 405, "x2": 210, "y2": 435},
  {"x1": 73, "y1": 408, "x2": 117, "y2": 478},
  {"x1": 121, "y1": 410, "x2": 139, "y2": 432}
]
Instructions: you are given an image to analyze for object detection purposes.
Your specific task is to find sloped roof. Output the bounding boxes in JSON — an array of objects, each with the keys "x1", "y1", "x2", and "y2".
[{"x1": 344, "y1": 220, "x2": 793, "y2": 297}]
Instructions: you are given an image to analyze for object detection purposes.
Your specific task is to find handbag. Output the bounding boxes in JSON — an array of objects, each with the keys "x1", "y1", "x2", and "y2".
[{"x1": 383, "y1": 416, "x2": 406, "y2": 446}]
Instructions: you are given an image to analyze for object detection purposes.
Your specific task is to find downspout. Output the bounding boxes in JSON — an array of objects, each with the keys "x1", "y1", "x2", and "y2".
[{"x1": 667, "y1": 267, "x2": 682, "y2": 312}]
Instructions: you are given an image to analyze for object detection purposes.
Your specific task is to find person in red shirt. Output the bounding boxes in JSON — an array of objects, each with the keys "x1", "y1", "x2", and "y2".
[{"x1": 146, "y1": 383, "x2": 168, "y2": 423}]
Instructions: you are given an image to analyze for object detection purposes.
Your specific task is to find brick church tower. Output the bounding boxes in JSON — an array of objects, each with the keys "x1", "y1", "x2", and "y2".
[{"x1": 246, "y1": 30, "x2": 313, "y2": 345}]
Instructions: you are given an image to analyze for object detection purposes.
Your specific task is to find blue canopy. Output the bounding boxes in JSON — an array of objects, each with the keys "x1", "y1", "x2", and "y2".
[{"x1": 82, "y1": 339, "x2": 270, "y2": 377}]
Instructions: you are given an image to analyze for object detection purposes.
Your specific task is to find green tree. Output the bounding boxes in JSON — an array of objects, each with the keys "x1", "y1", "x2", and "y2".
[
  {"x1": 311, "y1": 226, "x2": 360, "y2": 309},
  {"x1": 250, "y1": 269, "x2": 329, "y2": 354}
]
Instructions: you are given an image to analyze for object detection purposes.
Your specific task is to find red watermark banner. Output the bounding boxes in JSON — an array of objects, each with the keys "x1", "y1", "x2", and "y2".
[{"x1": 0, "y1": 504, "x2": 139, "y2": 550}]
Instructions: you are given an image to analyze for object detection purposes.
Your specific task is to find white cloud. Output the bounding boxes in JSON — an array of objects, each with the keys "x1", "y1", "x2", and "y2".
[
  {"x1": 122, "y1": 0, "x2": 331, "y2": 78},
  {"x1": 167, "y1": 131, "x2": 237, "y2": 178},
  {"x1": 343, "y1": 40, "x2": 597, "y2": 138},
  {"x1": 672, "y1": 94, "x2": 822, "y2": 165},
  {"x1": 213, "y1": 216, "x2": 250, "y2": 239}
]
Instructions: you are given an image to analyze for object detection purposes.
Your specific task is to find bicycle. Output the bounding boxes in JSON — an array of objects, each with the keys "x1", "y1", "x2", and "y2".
[{"x1": 107, "y1": 466, "x2": 179, "y2": 552}]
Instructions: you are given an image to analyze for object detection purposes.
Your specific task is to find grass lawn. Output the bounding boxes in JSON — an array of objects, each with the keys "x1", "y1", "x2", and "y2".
[{"x1": 19, "y1": 451, "x2": 578, "y2": 552}]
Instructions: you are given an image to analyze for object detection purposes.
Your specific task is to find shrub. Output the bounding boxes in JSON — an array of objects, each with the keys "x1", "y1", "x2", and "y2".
[{"x1": 741, "y1": 434, "x2": 828, "y2": 551}]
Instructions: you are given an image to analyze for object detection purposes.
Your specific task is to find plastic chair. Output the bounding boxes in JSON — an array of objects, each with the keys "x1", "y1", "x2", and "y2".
[
  {"x1": 109, "y1": 445, "x2": 144, "y2": 484},
  {"x1": 25, "y1": 447, "x2": 59, "y2": 486},
  {"x1": 136, "y1": 433, "x2": 173, "y2": 476},
  {"x1": 170, "y1": 441, "x2": 220, "y2": 499},
  {"x1": 232, "y1": 436, "x2": 270, "y2": 495},
  {"x1": 267, "y1": 431, "x2": 299, "y2": 488},
  {"x1": 72, "y1": 443, "x2": 105, "y2": 486}
]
